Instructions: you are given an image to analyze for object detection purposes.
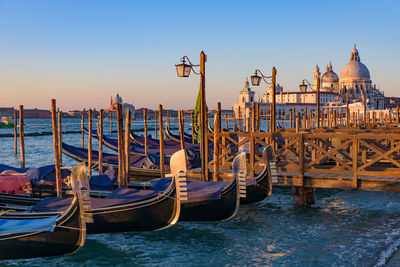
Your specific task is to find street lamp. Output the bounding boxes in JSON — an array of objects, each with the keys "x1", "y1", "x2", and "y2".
[
  {"x1": 300, "y1": 78, "x2": 321, "y2": 128},
  {"x1": 175, "y1": 51, "x2": 207, "y2": 180},
  {"x1": 251, "y1": 67, "x2": 277, "y2": 132},
  {"x1": 175, "y1": 58, "x2": 192, "y2": 77}
]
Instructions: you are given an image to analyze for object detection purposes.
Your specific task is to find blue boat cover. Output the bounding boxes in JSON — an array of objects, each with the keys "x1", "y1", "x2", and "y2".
[
  {"x1": 89, "y1": 166, "x2": 117, "y2": 190},
  {"x1": 0, "y1": 215, "x2": 58, "y2": 235},
  {"x1": 33, "y1": 189, "x2": 161, "y2": 212},
  {"x1": 150, "y1": 179, "x2": 230, "y2": 203}
]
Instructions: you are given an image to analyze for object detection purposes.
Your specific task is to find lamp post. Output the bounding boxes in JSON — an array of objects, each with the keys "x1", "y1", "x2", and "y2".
[
  {"x1": 175, "y1": 51, "x2": 207, "y2": 180},
  {"x1": 300, "y1": 78, "x2": 321, "y2": 128},
  {"x1": 250, "y1": 67, "x2": 277, "y2": 132}
]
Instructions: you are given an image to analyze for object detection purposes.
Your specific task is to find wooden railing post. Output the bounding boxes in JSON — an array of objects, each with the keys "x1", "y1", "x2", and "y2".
[
  {"x1": 51, "y1": 100, "x2": 61, "y2": 198},
  {"x1": 19, "y1": 105, "x2": 25, "y2": 168},
  {"x1": 159, "y1": 105, "x2": 165, "y2": 178},
  {"x1": 98, "y1": 109, "x2": 104, "y2": 175}
]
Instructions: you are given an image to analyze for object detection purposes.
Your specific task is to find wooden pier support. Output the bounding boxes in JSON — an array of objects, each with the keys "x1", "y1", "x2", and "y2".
[
  {"x1": 19, "y1": 105, "x2": 25, "y2": 168},
  {"x1": 51, "y1": 100, "x2": 62, "y2": 198}
]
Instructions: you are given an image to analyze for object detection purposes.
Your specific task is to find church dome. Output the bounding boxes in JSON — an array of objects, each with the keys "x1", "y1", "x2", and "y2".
[
  {"x1": 322, "y1": 62, "x2": 339, "y2": 83},
  {"x1": 340, "y1": 45, "x2": 370, "y2": 81}
]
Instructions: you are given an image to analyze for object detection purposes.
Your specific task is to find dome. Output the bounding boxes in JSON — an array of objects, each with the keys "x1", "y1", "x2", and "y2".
[
  {"x1": 340, "y1": 61, "x2": 370, "y2": 80},
  {"x1": 322, "y1": 62, "x2": 339, "y2": 83},
  {"x1": 340, "y1": 45, "x2": 370, "y2": 81}
]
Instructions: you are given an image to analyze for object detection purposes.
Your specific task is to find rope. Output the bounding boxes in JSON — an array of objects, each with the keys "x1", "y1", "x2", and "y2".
[
  {"x1": 52, "y1": 224, "x2": 84, "y2": 231},
  {"x1": 0, "y1": 210, "x2": 16, "y2": 216}
]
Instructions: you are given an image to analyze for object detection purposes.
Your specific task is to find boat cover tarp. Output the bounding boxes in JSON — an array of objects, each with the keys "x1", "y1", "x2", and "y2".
[
  {"x1": 132, "y1": 132, "x2": 199, "y2": 150},
  {"x1": 0, "y1": 164, "x2": 70, "y2": 185},
  {"x1": 0, "y1": 215, "x2": 58, "y2": 235},
  {"x1": 62, "y1": 142, "x2": 157, "y2": 169},
  {"x1": 89, "y1": 167, "x2": 117, "y2": 191},
  {"x1": 150, "y1": 178, "x2": 230, "y2": 203},
  {"x1": 0, "y1": 170, "x2": 32, "y2": 194},
  {"x1": 32, "y1": 189, "x2": 160, "y2": 212},
  {"x1": 100, "y1": 136, "x2": 201, "y2": 169}
]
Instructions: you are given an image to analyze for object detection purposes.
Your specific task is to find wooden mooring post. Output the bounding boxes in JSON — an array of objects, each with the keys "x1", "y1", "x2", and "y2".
[
  {"x1": 109, "y1": 111, "x2": 113, "y2": 134},
  {"x1": 88, "y1": 109, "x2": 92, "y2": 176},
  {"x1": 213, "y1": 113, "x2": 220, "y2": 181},
  {"x1": 159, "y1": 105, "x2": 165, "y2": 178},
  {"x1": 98, "y1": 109, "x2": 104, "y2": 175},
  {"x1": 51, "y1": 100, "x2": 62, "y2": 198},
  {"x1": 125, "y1": 109, "x2": 131, "y2": 182},
  {"x1": 58, "y1": 111, "x2": 62, "y2": 166},
  {"x1": 143, "y1": 108, "x2": 148, "y2": 156},
  {"x1": 116, "y1": 104, "x2": 126, "y2": 187},
  {"x1": 14, "y1": 109, "x2": 17, "y2": 156},
  {"x1": 179, "y1": 110, "x2": 185, "y2": 150},
  {"x1": 81, "y1": 111, "x2": 85, "y2": 148},
  {"x1": 19, "y1": 105, "x2": 25, "y2": 168}
]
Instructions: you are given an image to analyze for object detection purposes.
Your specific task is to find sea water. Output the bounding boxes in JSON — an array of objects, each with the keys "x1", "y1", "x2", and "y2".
[{"x1": 0, "y1": 118, "x2": 399, "y2": 266}]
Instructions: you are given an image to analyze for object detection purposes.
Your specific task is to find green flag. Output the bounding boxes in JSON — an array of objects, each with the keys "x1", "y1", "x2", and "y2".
[{"x1": 193, "y1": 87, "x2": 201, "y2": 143}]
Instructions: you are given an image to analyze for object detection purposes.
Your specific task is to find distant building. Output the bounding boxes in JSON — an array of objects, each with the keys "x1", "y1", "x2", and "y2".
[
  {"x1": 109, "y1": 93, "x2": 135, "y2": 117},
  {"x1": 233, "y1": 45, "x2": 386, "y2": 125}
]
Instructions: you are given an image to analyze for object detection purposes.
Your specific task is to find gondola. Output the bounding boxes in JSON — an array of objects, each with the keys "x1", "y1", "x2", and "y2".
[
  {"x1": 29, "y1": 150, "x2": 186, "y2": 234},
  {"x1": 145, "y1": 152, "x2": 247, "y2": 222},
  {"x1": 0, "y1": 163, "x2": 89, "y2": 260},
  {"x1": 62, "y1": 142, "x2": 162, "y2": 178},
  {"x1": 240, "y1": 146, "x2": 273, "y2": 204},
  {"x1": 165, "y1": 127, "x2": 194, "y2": 144}
]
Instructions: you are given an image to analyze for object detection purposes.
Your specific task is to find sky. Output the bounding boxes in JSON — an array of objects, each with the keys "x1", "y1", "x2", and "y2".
[{"x1": 0, "y1": 0, "x2": 399, "y2": 111}]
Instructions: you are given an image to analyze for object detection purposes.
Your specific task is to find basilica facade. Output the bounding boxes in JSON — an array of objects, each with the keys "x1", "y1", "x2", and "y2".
[{"x1": 233, "y1": 45, "x2": 385, "y2": 121}]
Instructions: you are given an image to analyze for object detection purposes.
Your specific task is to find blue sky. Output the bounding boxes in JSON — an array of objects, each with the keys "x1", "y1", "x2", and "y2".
[{"x1": 0, "y1": 0, "x2": 399, "y2": 110}]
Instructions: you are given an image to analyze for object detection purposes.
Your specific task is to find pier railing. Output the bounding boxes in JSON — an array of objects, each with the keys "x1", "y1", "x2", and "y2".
[{"x1": 207, "y1": 131, "x2": 400, "y2": 192}]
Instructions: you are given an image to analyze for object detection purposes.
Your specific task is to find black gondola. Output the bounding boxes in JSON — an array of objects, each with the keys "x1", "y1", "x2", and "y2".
[
  {"x1": 0, "y1": 163, "x2": 89, "y2": 260},
  {"x1": 31, "y1": 150, "x2": 186, "y2": 234},
  {"x1": 62, "y1": 142, "x2": 161, "y2": 178},
  {"x1": 177, "y1": 152, "x2": 246, "y2": 222},
  {"x1": 240, "y1": 146, "x2": 273, "y2": 204}
]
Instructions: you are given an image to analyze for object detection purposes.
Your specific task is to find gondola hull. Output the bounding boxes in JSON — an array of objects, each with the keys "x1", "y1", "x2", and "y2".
[
  {"x1": 0, "y1": 197, "x2": 85, "y2": 260},
  {"x1": 179, "y1": 180, "x2": 238, "y2": 221},
  {"x1": 87, "y1": 187, "x2": 179, "y2": 233}
]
